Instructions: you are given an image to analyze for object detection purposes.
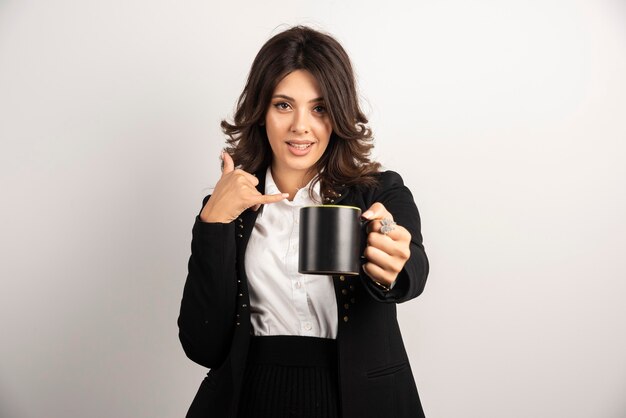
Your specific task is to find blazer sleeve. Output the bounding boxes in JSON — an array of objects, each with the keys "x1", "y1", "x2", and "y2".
[
  {"x1": 177, "y1": 195, "x2": 238, "y2": 369},
  {"x1": 361, "y1": 171, "x2": 430, "y2": 303}
]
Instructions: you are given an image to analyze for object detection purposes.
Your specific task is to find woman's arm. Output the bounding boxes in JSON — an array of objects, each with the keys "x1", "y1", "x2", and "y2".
[
  {"x1": 177, "y1": 195, "x2": 238, "y2": 369},
  {"x1": 179, "y1": 153, "x2": 287, "y2": 368},
  {"x1": 361, "y1": 170, "x2": 429, "y2": 303}
]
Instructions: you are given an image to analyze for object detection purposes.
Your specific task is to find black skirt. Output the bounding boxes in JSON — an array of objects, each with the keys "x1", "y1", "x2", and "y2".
[{"x1": 237, "y1": 335, "x2": 340, "y2": 418}]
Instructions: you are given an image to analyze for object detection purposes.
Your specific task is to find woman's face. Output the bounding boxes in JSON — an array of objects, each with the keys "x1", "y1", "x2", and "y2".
[{"x1": 265, "y1": 69, "x2": 332, "y2": 182}]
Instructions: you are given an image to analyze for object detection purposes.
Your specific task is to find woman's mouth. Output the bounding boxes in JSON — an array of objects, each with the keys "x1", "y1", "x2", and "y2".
[
  {"x1": 286, "y1": 141, "x2": 314, "y2": 156},
  {"x1": 287, "y1": 142, "x2": 313, "y2": 150}
]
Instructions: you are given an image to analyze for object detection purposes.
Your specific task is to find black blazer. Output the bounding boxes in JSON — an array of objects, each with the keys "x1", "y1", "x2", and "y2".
[{"x1": 178, "y1": 169, "x2": 429, "y2": 418}]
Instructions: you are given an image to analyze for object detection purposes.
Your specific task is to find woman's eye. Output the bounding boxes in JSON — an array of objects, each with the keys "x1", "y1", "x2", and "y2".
[
  {"x1": 313, "y1": 105, "x2": 326, "y2": 114},
  {"x1": 274, "y1": 102, "x2": 291, "y2": 110}
]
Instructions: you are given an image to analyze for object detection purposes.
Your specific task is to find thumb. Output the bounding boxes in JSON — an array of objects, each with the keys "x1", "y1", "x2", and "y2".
[
  {"x1": 362, "y1": 202, "x2": 389, "y2": 220},
  {"x1": 221, "y1": 151, "x2": 235, "y2": 175}
]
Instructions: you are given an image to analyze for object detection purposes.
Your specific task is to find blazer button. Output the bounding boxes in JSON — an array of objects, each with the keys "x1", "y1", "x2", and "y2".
[
  {"x1": 339, "y1": 275, "x2": 345, "y2": 281},
  {"x1": 343, "y1": 316, "x2": 349, "y2": 322},
  {"x1": 237, "y1": 234, "x2": 243, "y2": 238},
  {"x1": 341, "y1": 289, "x2": 348, "y2": 295}
]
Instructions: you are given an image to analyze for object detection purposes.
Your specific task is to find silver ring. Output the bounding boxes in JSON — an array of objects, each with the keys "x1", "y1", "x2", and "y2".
[{"x1": 380, "y1": 218, "x2": 396, "y2": 235}]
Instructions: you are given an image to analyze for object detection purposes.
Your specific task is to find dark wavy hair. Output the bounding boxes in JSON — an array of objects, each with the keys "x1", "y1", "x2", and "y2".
[{"x1": 221, "y1": 26, "x2": 380, "y2": 199}]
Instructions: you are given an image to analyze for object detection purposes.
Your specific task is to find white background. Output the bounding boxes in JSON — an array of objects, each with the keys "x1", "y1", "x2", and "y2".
[{"x1": 1, "y1": 1, "x2": 625, "y2": 417}]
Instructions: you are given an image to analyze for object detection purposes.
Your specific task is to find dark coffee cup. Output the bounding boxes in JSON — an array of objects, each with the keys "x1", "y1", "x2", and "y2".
[{"x1": 299, "y1": 205, "x2": 363, "y2": 276}]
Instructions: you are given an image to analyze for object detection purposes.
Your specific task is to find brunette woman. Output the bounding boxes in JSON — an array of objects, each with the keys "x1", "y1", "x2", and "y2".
[{"x1": 178, "y1": 26, "x2": 429, "y2": 418}]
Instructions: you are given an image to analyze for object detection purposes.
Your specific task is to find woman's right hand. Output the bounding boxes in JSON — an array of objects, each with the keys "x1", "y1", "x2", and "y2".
[{"x1": 199, "y1": 152, "x2": 288, "y2": 223}]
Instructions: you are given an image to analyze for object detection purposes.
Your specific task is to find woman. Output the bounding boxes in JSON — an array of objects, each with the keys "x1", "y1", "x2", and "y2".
[{"x1": 178, "y1": 26, "x2": 429, "y2": 418}]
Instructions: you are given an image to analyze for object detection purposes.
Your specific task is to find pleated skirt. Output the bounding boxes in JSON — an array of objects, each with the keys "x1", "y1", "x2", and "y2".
[{"x1": 237, "y1": 335, "x2": 340, "y2": 418}]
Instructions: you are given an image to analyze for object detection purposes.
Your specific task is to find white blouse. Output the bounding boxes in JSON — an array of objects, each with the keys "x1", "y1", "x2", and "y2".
[{"x1": 244, "y1": 168, "x2": 338, "y2": 339}]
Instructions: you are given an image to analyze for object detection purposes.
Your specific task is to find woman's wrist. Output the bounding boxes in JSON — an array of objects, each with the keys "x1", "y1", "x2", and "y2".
[
  {"x1": 199, "y1": 202, "x2": 229, "y2": 223},
  {"x1": 370, "y1": 277, "x2": 397, "y2": 292}
]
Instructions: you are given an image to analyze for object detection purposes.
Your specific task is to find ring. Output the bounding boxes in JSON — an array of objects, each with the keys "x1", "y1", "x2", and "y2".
[{"x1": 380, "y1": 218, "x2": 396, "y2": 235}]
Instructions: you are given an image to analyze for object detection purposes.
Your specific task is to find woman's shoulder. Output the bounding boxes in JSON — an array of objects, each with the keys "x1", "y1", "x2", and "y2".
[
  {"x1": 349, "y1": 169, "x2": 410, "y2": 203},
  {"x1": 369, "y1": 169, "x2": 406, "y2": 191}
]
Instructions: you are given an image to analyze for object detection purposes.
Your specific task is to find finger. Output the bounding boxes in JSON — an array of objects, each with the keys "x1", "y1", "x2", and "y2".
[
  {"x1": 367, "y1": 231, "x2": 411, "y2": 259},
  {"x1": 361, "y1": 202, "x2": 392, "y2": 221},
  {"x1": 366, "y1": 222, "x2": 411, "y2": 242},
  {"x1": 366, "y1": 219, "x2": 396, "y2": 235},
  {"x1": 364, "y1": 245, "x2": 395, "y2": 272},
  {"x1": 362, "y1": 262, "x2": 395, "y2": 287},
  {"x1": 250, "y1": 192, "x2": 289, "y2": 207},
  {"x1": 364, "y1": 245, "x2": 404, "y2": 273},
  {"x1": 235, "y1": 169, "x2": 260, "y2": 187},
  {"x1": 221, "y1": 151, "x2": 235, "y2": 175}
]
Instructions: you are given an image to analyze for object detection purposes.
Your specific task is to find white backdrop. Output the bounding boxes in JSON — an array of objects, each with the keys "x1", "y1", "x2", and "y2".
[{"x1": 1, "y1": 1, "x2": 625, "y2": 417}]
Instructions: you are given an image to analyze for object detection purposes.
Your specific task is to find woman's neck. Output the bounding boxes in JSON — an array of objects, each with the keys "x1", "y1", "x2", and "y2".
[{"x1": 270, "y1": 166, "x2": 316, "y2": 201}]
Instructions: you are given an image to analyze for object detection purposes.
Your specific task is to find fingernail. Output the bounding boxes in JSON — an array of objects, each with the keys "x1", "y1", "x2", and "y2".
[
  {"x1": 282, "y1": 193, "x2": 290, "y2": 198},
  {"x1": 362, "y1": 210, "x2": 373, "y2": 219}
]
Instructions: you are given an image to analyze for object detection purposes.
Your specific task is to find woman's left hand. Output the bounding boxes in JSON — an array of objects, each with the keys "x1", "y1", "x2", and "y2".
[{"x1": 361, "y1": 202, "x2": 412, "y2": 288}]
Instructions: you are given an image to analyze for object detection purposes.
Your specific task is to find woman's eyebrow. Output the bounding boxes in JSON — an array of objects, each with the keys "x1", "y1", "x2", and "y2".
[{"x1": 272, "y1": 94, "x2": 324, "y2": 103}]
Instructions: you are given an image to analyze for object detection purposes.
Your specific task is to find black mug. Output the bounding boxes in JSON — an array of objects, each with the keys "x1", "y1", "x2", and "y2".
[{"x1": 298, "y1": 205, "x2": 363, "y2": 276}]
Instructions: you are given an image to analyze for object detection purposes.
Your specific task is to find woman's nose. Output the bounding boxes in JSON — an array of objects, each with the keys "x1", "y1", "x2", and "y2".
[{"x1": 290, "y1": 110, "x2": 310, "y2": 134}]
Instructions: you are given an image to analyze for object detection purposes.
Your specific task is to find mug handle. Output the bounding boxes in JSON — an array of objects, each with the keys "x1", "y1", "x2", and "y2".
[{"x1": 358, "y1": 218, "x2": 374, "y2": 265}]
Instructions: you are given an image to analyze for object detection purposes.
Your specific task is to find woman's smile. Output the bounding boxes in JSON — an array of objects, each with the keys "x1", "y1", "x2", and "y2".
[{"x1": 286, "y1": 139, "x2": 315, "y2": 154}]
